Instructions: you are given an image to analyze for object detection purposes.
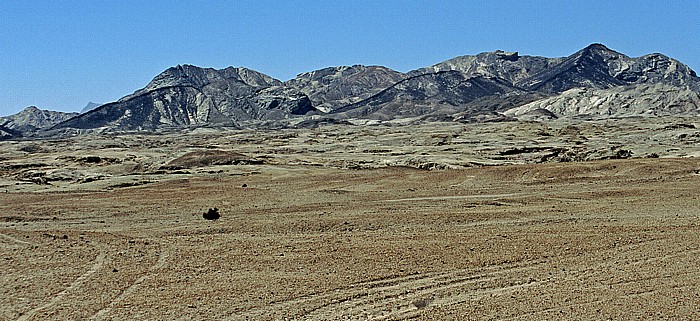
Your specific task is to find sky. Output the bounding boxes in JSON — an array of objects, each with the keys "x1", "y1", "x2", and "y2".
[{"x1": 1, "y1": 0, "x2": 698, "y2": 116}]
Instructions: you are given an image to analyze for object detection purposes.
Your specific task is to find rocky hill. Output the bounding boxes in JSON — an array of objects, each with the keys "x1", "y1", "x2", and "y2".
[
  {"x1": 31, "y1": 44, "x2": 700, "y2": 133},
  {"x1": 286, "y1": 65, "x2": 406, "y2": 113},
  {"x1": 53, "y1": 65, "x2": 317, "y2": 131},
  {"x1": 514, "y1": 44, "x2": 699, "y2": 93},
  {"x1": 0, "y1": 106, "x2": 78, "y2": 134}
]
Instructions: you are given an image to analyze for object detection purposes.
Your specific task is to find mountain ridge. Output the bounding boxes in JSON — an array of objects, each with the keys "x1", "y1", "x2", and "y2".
[{"x1": 9, "y1": 43, "x2": 698, "y2": 134}]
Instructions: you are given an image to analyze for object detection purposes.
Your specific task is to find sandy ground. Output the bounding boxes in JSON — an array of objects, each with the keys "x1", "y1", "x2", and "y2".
[{"x1": 2, "y1": 118, "x2": 700, "y2": 320}]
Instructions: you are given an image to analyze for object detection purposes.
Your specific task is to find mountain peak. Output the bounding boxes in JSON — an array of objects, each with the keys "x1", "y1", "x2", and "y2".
[
  {"x1": 576, "y1": 43, "x2": 625, "y2": 59},
  {"x1": 585, "y1": 43, "x2": 612, "y2": 51},
  {"x1": 23, "y1": 106, "x2": 41, "y2": 112}
]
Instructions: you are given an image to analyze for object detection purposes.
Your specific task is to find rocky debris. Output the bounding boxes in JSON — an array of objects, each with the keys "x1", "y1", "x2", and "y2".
[
  {"x1": 293, "y1": 117, "x2": 354, "y2": 129},
  {"x1": 517, "y1": 108, "x2": 559, "y2": 121},
  {"x1": 14, "y1": 168, "x2": 109, "y2": 185},
  {"x1": 161, "y1": 150, "x2": 263, "y2": 170},
  {"x1": 537, "y1": 147, "x2": 634, "y2": 163},
  {"x1": 56, "y1": 155, "x2": 122, "y2": 165}
]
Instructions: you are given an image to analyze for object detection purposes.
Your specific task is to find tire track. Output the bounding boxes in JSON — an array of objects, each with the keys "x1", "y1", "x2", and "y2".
[
  {"x1": 237, "y1": 240, "x2": 697, "y2": 319},
  {"x1": 232, "y1": 272, "x2": 447, "y2": 319},
  {"x1": 89, "y1": 246, "x2": 170, "y2": 320},
  {"x1": 508, "y1": 275, "x2": 700, "y2": 321},
  {"x1": 304, "y1": 264, "x2": 546, "y2": 320},
  {"x1": 505, "y1": 246, "x2": 700, "y2": 320},
  {"x1": 375, "y1": 280, "x2": 547, "y2": 321},
  {"x1": 0, "y1": 232, "x2": 33, "y2": 246},
  {"x1": 305, "y1": 240, "x2": 684, "y2": 320},
  {"x1": 17, "y1": 248, "x2": 107, "y2": 321},
  {"x1": 235, "y1": 260, "x2": 548, "y2": 320}
]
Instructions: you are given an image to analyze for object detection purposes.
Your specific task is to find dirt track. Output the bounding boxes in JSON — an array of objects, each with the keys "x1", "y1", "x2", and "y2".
[{"x1": 2, "y1": 157, "x2": 700, "y2": 320}]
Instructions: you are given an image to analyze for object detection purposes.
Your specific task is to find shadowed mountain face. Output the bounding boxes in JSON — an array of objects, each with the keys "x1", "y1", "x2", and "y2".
[
  {"x1": 334, "y1": 71, "x2": 526, "y2": 120},
  {"x1": 32, "y1": 44, "x2": 700, "y2": 132},
  {"x1": 515, "y1": 44, "x2": 699, "y2": 93}
]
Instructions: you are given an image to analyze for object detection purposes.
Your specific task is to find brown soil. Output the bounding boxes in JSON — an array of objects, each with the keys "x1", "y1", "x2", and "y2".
[{"x1": 2, "y1": 157, "x2": 700, "y2": 320}]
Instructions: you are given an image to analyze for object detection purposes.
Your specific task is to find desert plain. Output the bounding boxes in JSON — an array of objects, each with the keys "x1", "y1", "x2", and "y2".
[{"x1": 2, "y1": 117, "x2": 700, "y2": 320}]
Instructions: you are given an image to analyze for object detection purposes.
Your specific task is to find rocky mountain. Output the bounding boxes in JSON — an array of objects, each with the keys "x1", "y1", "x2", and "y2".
[
  {"x1": 53, "y1": 65, "x2": 317, "y2": 131},
  {"x1": 0, "y1": 106, "x2": 78, "y2": 133},
  {"x1": 514, "y1": 44, "x2": 699, "y2": 93},
  {"x1": 334, "y1": 71, "x2": 528, "y2": 120},
  {"x1": 34, "y1": 44, "x2": 700, "y2": 133},
  {"x1": 80, "y1": 102, "x2": 102, "y2": 113},
  {"x1": 410, "y1": 50, "x2": 563, "y2": 84},
  {"x1": 286, "y1": 65, "x2": 405, "y2": 113},
  {"x1": 0, "y1": 124, "x2": 21, "y2": 139},
  {"x1": 337, "y1": 44, "x2": 699, "y2": 121}
]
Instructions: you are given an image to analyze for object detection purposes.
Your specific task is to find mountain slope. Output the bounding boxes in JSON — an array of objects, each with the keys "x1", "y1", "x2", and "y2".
[
  {"x1": 333, "y1": 71, "x2": 526, "y2": 120},
  {"x1": 505, "y1": 83, "x2": 700, "y2": 118},
  {"x1": 411, "y1": 50, "x2": 563, "y2": 84},
  {"x1": 80, "y1": 102, "x2": 102, "y2": 113}
]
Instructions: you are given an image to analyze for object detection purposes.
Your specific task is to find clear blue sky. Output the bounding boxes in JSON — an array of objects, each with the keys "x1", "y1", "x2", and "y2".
[{"x1": 1, "y1": 0, "x2": 698, "y2": 116}]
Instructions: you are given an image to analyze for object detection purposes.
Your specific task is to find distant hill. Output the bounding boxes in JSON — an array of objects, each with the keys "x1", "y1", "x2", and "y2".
[
  {"x1": 0, "y1": 106, "x2": 78, "y2": 134},
  {"x1": 80, "y1": 102, "x2": 102, "y2": 113}
]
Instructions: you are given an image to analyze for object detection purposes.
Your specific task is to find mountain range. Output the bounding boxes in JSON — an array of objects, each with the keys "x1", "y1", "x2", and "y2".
[{"x1": 5, "y1": 43, "x2": 700, "y2": 136}]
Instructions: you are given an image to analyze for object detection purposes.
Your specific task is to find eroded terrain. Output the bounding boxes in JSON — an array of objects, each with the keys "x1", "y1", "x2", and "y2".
[{"x1": 2, "y1": 118, "x2": 700, "y2": 320}]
